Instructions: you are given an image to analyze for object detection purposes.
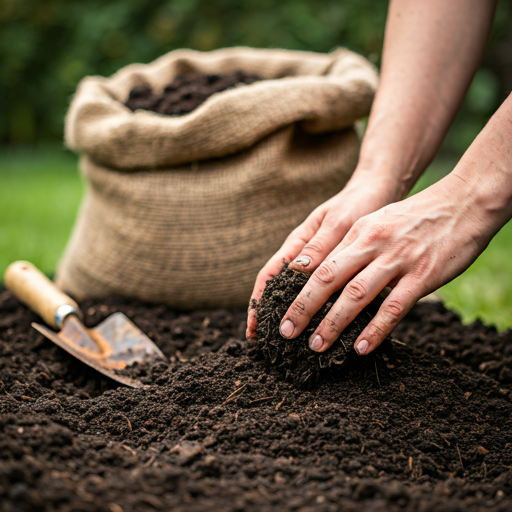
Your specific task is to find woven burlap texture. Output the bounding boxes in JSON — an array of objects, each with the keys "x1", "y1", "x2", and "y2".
[{"x1": 56, "y1": 47, "x2": 378, "y2": 309}]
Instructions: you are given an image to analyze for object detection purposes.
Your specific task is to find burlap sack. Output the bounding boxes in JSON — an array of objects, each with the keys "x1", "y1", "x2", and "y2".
[{"x1": 56, "y1": 47, "x2": 378, "y2": 309}]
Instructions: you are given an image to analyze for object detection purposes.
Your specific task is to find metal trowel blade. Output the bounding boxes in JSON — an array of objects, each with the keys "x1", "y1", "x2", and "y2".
[{"x1": 32, "y1": 312, "x2": 165, "y2": 388}]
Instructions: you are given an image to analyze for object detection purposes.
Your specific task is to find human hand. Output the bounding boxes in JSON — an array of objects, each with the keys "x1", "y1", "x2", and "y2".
[
  {"x1": 276, "y1": 172, "x2": 494, "y2": 356},
  {"x1": 246, "y1": 179, "x2": 395, "y2": 340}
]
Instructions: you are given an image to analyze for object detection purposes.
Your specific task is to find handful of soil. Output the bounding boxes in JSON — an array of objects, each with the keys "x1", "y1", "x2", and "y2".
[
  {"x1": 125, "y1": 71, "x2": 261, "y2": 116},
  {"x1": 254, "y1": 264, "x2": 389, "y2": 387}
]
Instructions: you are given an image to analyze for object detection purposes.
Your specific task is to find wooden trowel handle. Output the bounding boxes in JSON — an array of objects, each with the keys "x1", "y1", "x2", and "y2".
[{"x1": 4, "y1": 261, "x2": 81, "y2": 330}]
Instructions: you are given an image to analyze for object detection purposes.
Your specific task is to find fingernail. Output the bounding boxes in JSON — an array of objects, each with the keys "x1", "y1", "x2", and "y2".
[
  {"x1": 292, "y1": 255, "x2": 312, "y2": 267},
  {"x1": 356, "y1": 339, "x2": 369, "y2": 355},
  {"x1": 280, "y1": 319, "x2": 295, "y2": 338},
  {"x1": 309, "y1": 334, "x2": 323, "y2": 351}
]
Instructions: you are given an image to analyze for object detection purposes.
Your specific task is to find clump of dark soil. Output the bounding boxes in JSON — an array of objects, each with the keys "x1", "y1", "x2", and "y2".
[
  {"x1": 125, "y1": 71, "x2": 261, "y2": 116},
  {"x1": 1, "y1": 288, "x2": 512, "y2": 512},
  {"x1": 254, "y1": 264, "x2": 389, "y2": 388}
]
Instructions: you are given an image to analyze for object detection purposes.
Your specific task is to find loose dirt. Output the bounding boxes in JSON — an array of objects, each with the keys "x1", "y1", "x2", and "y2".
[
  {"x1": 125, "y1": 71, "x2": 261, "y2": 116},
  {"x1": 1, "y1": 289, "x2": 512, "y2": 512}
]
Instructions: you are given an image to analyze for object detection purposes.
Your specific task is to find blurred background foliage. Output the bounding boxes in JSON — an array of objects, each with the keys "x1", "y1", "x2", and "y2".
[
  {"x1": 1, "y1": 0, "x2": 512, "y2": 329},
  {"x1": 1, "y1": 0, "x2": 511, "y2": 151}
]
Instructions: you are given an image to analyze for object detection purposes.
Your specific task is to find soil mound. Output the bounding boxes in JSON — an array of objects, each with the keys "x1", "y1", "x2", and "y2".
[
  {"x1": 254, "y1": 264, "x2": 389, "y2": 387},
  {"x1": 1, "y1": 290, "x2": 512, "y2": 512},
  {"x1": 125, "y1": 71, "x2": 261, "y2": 116}
]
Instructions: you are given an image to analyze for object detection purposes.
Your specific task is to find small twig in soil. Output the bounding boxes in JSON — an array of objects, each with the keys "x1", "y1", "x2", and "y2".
[
  {"x1": 191, "y1": 406, "x2": 208, "y2": 426},
  {"x1": 248, "y1": 396, "x2": 275, "y2": 406},
  {"x1": 0, "y1": 381, "x2": 16, "y2": 402},
  {"x1": 144, "y1": 454, "x2": 156, "y2": 467},
  {"x1": 408, "y1": 457, "x2": 413, "y2": 471},
  {"x1": 222, "y1": 383, "x2": 247, "y2": 405},
  {"x1": 439, "y1": 433, "x2": 451, "y2": 446},
  {"x1": 374, "y1": 360, "x2": 381, "y2": 387},
  {"x1": 456, "y1": 444, "x2": 464, "y2": 473},
  {"x1": 120, "y1": 413, "x2": 132, "y2": 431},
  {"x1": 21, "y1": 396, "x2": 35, "y2": 401},
  {"x1": 275, "y1": 396, "x2": 286, "y2": 411},
  {"x1": 120, "y1": 444, "x2": 137, "y2": 457},
  {"x1": 372, "y1": 420, "x2": 385, "y2": 429}
]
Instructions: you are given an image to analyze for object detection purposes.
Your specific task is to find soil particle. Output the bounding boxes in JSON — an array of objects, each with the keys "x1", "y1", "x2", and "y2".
[
  {"x1": 1, "y1": 289, "x2": 512, "y2": 511},
  {"x1": 125, "y1": 71, "x2": 261, "y2": 116},
  {"x1": 254, "y1": 264, "x2": 389, "y2": 387}
]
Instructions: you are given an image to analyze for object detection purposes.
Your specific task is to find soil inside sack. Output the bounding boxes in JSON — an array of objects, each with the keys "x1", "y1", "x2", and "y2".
[
  {"x1": 1, "y1": 290, "x2": 512, "y2": 512},
  {"x1": 125, "y1": 71, "x2": 261, "y2": 116}
]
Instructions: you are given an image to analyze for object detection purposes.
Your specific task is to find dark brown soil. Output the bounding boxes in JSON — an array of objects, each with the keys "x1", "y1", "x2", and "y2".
[
  {"x1": 125, "y1": 71, "x2": 261, "y2": 116},
  {"x1": 254, "y1": 264, "x2": 390, "y2": 388},
  {"x1": 1, "y1": 289, "x2": 512, "y2": 512}
]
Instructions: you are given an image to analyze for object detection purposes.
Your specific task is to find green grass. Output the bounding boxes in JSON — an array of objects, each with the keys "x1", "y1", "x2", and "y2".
[
  {"x1": 1, "y1": 146, "x2": 511, "y2": 330},
  {"x1": 0, "y1": 146, "x2": 83, "y2": 277}
]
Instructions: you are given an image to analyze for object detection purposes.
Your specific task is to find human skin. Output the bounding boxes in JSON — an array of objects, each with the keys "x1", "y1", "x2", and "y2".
[{"x1": 247, "y1": 0, "x2": 503, "y2": 354}]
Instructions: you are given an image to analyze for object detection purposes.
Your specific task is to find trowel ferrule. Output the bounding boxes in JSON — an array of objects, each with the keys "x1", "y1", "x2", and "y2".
[{"x1": 55, "y1": 304, "x2": 82, "y2": 329}]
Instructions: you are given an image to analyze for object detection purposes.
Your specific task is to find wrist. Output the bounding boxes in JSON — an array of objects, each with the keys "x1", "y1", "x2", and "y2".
[
  {"x1": 355, "y1": 132, "x2": 433, "y2": 203},
  {"x1": 346, "y1": 163, "x2": 406, "y2": 206},
  {"x1": 447, "y1": 96, "x2": 512, "y2": 234}
]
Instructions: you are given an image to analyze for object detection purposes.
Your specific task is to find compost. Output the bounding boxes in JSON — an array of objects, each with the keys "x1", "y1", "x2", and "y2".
[
  {"x1": 1, "y1": 290, "x2": 512, "y2": 512},
  {"x1": 254, "y1": 264, "x2": 389, "y2": 388},
  {"x1": 125, "y1": 71, "x2": 261, "y2": 116}
]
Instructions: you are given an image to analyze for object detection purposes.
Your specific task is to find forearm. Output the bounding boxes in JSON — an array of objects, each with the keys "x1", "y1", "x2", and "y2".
[
  {"x1": 444, "y1": 93, "x2": 512, "y2": 244},
  {"x1": 351, "y1": 0, "x2": 496, "y2": 202}
]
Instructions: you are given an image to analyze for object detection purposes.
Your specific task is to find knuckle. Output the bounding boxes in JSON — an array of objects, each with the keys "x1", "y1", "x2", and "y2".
[
  {"x1": 352, "y1": 217, "x2": 365, "y2": 232},
  {"x1": 368, "y1": 321, "x2": 387, "y2": 340},
  {"x1": 325, "y1": 317, "x2": 340, "y2": 335},
  {"x1": 385, "y1": 299, "x2": 404, "y2": 321},
  {"x1": 343, "y1": 219, "x2": 365, "y2": 245},
  {"x1": 303, "y1": 240, "x2": 324, "y2": 255},
  {"x1": 313, "y1": 262, "x2": 336, "y2": 285},
  {"x1": 362, "y1": 223, "x2": 388, "y2": 246},
  {"x1": 291, "y1": 300, "x2": 306, "y2": 317},
  {"x1": 409, "y1": 257, "x2": 432, "y2": 280},
  {"x1": 322, "y1": 214, "x2": 343, "y2": 231},
  {"x1": 344, "y1": 279, "x2": 368, "y2": 302}
]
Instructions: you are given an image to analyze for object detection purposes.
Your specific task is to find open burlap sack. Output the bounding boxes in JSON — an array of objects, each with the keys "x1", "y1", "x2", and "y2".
[{"x1": 56, "y1": 47, "x2": 378, "y2": 309}]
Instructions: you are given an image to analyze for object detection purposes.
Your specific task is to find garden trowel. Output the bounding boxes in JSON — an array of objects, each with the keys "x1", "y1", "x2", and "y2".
[{"x1": 4, "y1": 261, "x2": 165, "y2": 388}]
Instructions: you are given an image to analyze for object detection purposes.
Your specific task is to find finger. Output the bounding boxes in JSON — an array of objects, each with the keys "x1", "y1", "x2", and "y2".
[
  {"x1": 280, "y1": 245, "x2": 374, "y2": 340},
  {"x1": 353, "y1": 279, "x2": 420, "y2": 356},
  {"x1": 288, "y1": 220, "x2": 350, "y2": 274},
  {"x1": 307, "y1": 261, "x2": 398, "y2": 353}
]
